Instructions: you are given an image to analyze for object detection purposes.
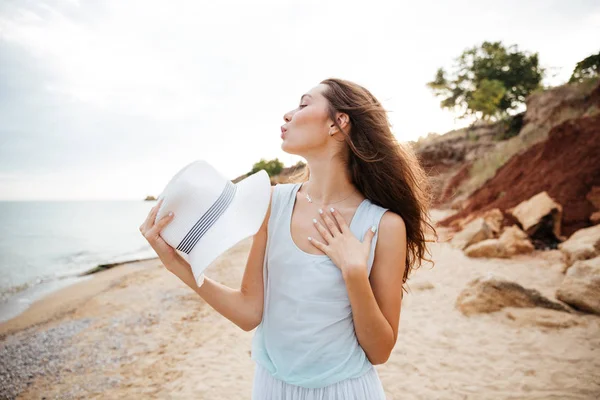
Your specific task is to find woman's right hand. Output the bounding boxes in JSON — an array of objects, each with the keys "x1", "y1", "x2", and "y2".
[
  {"x1": 139, "y1": 198, "x2": 177, "y2": 262},
  {"x1": 139, "y1": 198, "x2": 203, "y2": 285}
]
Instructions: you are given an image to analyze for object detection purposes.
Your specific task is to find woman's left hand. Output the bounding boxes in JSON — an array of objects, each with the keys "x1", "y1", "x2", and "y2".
[{"x1": 308, "y1": 207, "x2": 377, "y2": 276}]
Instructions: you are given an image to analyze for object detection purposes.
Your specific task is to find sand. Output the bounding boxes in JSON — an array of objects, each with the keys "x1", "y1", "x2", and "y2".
[{"x1": 1, "y1": 209, "x2": 599, "y2": 399}]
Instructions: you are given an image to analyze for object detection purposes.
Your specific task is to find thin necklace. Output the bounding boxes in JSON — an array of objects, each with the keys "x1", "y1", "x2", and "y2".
[{"x1": 301, "y1": 181, "x2": 357, "y2": 206}]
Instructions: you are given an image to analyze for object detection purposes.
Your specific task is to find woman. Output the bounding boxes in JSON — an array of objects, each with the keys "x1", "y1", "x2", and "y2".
[{"x1": 141, "y1": 78, "x2": 436, "y2": 399}]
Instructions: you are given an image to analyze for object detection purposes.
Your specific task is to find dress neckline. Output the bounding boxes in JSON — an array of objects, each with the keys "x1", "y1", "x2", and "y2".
[{"x1": 287, "y1": 182, "x2": 369, "y2": 259}]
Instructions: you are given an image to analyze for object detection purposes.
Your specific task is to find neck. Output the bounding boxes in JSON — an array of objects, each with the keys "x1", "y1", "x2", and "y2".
[{"x1": 301, "y1": 157, "x2": 357, "y2": 205}]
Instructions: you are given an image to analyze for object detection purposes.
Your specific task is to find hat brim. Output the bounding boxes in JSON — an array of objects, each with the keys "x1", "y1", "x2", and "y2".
[{"x1": 184, "y1": 169, "x2": 271, "y2": 286}]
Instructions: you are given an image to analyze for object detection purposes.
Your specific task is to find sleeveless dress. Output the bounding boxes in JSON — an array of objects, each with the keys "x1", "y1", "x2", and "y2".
[{"x1": 251, "y1": 182, "x2": 390, "y2": 400}]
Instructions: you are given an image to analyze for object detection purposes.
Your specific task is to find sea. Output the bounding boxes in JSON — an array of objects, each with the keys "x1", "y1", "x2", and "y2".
[{"x1": 0, "y1": 200, "x2": 160, "y2": 323}]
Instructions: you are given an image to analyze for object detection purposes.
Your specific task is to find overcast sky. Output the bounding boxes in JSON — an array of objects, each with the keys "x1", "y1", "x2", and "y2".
[{"x1": 1, "y1": 0, "x2": 598, "y2": 200}]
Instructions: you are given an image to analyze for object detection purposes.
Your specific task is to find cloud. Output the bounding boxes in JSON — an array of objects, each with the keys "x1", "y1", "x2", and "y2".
[{"x1": 0, "y1": 0, "x2": 599, "y2": 199}]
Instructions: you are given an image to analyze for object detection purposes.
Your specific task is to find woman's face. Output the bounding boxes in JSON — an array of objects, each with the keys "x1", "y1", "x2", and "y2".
[{"x1": 281, "y1": 84, "x2": 333, "y2": 156}]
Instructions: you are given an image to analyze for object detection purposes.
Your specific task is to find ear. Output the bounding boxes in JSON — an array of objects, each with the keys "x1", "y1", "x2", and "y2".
[{"x1": 334, "y1": 112, "x2": 350, "y2": 132}]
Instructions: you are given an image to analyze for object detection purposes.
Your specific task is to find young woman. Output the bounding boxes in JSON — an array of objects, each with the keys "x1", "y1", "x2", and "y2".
[{"x1": 141, "y1": 78, "x2": 436, "y2": 399}]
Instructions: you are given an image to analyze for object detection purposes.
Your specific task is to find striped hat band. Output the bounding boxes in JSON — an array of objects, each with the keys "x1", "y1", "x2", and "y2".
[{"x1": 176, "y1": 180, "x2": 237, "y2": 254}]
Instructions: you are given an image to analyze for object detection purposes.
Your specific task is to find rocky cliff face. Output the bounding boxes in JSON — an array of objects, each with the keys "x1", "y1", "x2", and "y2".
[
  {"x1": 414, "y1": 121, "x2": 503, "y2": 207},
  {"x1": 434, "y1": 79, "x2": 600, "y2": 237},
  {"x1": 415, "y1": 79, "x2": 600, "y2": 211},
  {"x1": 522, "y1": 79, "x2": 600, "y2": 140},
  {"x1": 439, "y1": 112, "x2": 600, "y2": 237}
]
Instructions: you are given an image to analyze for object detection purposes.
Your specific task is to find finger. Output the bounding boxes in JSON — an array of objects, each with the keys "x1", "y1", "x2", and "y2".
[
  {"x1": 142, "y1": 198, "x2": 164, "y2": 231},
  {"x1": 307, "y1": 236, "x2": 328, "y2": 254},
  {"x1": 329, "y1": 207, "x2": 349, "y2": 234},
  {"x1": 320, "y1": 209, "x2": 340, "y2": 237},
  {"x1": 312, "y1": 218, "x2": 332, "y2": 243},
  {"x1": 151, "y1": 211, "x2": 174, "y2": 234},
  {"x1": 150, "y1": 198, "x2": 165, "y2": 222},
  {"x1": 363, "y1": 225, "x2": 376, "y2": 246}
]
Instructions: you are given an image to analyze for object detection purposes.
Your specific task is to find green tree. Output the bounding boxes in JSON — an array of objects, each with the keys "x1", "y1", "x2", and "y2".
[
  {"x1": 250, "y1": 158, "x2": 284, "y2": 177},
  {"x1": 467, "y1": 79, "x2": 506, "y2": 120},
  {"x1": 427, "y1": 41, "x2": 544, "y2": 120},
  {"x1": 569, "y1": 51, "x2": 600, "y2": 83}
]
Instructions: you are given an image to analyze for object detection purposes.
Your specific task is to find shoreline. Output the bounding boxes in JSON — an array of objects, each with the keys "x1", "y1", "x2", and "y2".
[
  {"x1": 0, "y1": 209, "x2": 456, "y2": 329},
  {"x1": 0, "y1": 256, "x2": 160, "y2": 326},
  {"x1": 0, "y1": 257, "x2": 162, "y2": 339},
  {"x1": 77, "y1": 256, "x2": 160, "y2": 276}
]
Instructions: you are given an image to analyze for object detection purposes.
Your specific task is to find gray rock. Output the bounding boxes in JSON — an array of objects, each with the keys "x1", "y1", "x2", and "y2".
[
  {"x1": 456, "y1": 274, "x2": 570, "y2": 316},
  {"x1": 450, "y1": 217, "x2": 495, "y2": 250},
  {"x1": 556, "y1": 256, "x2": 600, "y2": 315},
  {"x1": 558, "y1": 224, "x2": 600, "y2": 267}
]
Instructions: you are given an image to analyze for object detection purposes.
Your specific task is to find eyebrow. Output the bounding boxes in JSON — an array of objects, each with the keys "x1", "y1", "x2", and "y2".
[{"x1": 300, "y1": 94, "x2": 313, "y2": 102}]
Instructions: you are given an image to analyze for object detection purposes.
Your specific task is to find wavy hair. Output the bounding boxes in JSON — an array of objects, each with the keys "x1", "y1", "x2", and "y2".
[{"x1": 288, "y1": 78, "x2": 437, "y2": 293}]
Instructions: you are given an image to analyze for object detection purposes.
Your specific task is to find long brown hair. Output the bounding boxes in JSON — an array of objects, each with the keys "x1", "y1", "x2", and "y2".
[{"x1": 288, "y1": 78, "x2": 437, "y2": 294}]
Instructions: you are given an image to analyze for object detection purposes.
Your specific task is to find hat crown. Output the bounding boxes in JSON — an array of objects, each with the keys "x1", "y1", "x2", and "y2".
[
  {"x1": 161, "y1": 160, "x2": 228, "y2": 205},
  {"x1": 156, "y1": 160, "x2": 235, "y2": 249},
  {"x1": 153, "y1": 159, "x2": 271, "y2": 284}
]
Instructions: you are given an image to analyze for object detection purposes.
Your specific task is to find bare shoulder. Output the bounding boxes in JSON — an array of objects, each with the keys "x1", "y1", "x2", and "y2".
[
  {"x1": 371, "y1": 210, "x2": 407, "y2": 280},
  {"x1": 378, "y1": 210, "x2": 407, "y2": 243}
]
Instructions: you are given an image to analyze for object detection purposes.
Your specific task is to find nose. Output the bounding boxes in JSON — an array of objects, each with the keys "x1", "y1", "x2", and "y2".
[{"x1": 283, "y1": 110, "x2": 292, "y2": 123}]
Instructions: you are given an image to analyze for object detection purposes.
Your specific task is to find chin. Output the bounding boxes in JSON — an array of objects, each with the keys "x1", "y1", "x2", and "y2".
[{"x1": 281, "y1": 140, "x2": 304, "y2": 157}]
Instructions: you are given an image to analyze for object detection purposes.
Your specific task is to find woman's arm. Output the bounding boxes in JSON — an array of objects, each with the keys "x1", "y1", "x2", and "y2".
[
  {"x1": 162, "y1": 185, "x2": 274, "y2": 332},
  {"x1": 344, "y1": 211, "x2": 407, "y2": 364}
]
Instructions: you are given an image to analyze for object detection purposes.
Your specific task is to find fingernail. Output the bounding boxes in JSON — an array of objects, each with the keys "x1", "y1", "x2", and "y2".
[
  {"x1": 169, "y1": 212, "x2": 173, "y2": 216},
  {"x1": 312, "y1": 218, "x2": 317, "y2": 224},
  {"x1": 318, "y1": 209, "x2": 323, "y2": 214},
  {"x1": 308, "y1": 236, "x2": 312, "y2": 241},
  {"x1": 330, "y1": 207, "x2": 335, "y2": 213},
  {"x1": 371, "y1": 225, "x2": 377, "y2": 232}
]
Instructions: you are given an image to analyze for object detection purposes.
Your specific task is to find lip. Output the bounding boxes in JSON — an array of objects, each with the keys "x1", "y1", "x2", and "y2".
[{"x1": 280, "y1": 126, "x2": 287, "y2": 139}]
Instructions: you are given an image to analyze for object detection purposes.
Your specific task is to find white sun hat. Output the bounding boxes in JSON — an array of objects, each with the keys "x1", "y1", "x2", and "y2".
[{"x1": 154, "y1": 160, "x2": 271, "y2": 287}]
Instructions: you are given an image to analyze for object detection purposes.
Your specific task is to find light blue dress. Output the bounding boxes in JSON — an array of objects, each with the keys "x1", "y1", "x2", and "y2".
[{"x1": 251, "y1": 182, "x2": 389, "y2": 399}]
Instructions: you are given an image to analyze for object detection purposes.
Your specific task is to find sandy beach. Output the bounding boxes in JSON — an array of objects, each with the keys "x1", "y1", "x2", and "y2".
[
  {"x1": 1, "y1": 209, "x2": 599, "y2": 399},
  {"x1": 2, "y1": 1, "x2": 599, "y2": 398}
]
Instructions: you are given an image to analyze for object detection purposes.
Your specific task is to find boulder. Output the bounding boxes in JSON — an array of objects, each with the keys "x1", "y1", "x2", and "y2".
[
  {"x1": 464, "y1": 225, "x2": 534, "y2": 258},
  {"x1": 464, "y1": 239, "x2": 505, "y2": 258},
  {"x1": 556, "y1": 256, "x2": 600, "y2": 315},
  {"x1": 481, "y1": 208, "x2": 504, "y2": 235},
  {"x1": 498, "y1": 225, "x2": 535, "y2": 255},
  {"x1": 506, "y1": 191, "x2": 563, "y2": 243},
  {"x1": 558, "y1": 224, "x2": 600, "y2": 267},
  {"x1": 456, "y1": 274, "x2": 569, "y2": 316},
  {"x1": 450, "y1": 217, "x2": 495, "y2": 250}
]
